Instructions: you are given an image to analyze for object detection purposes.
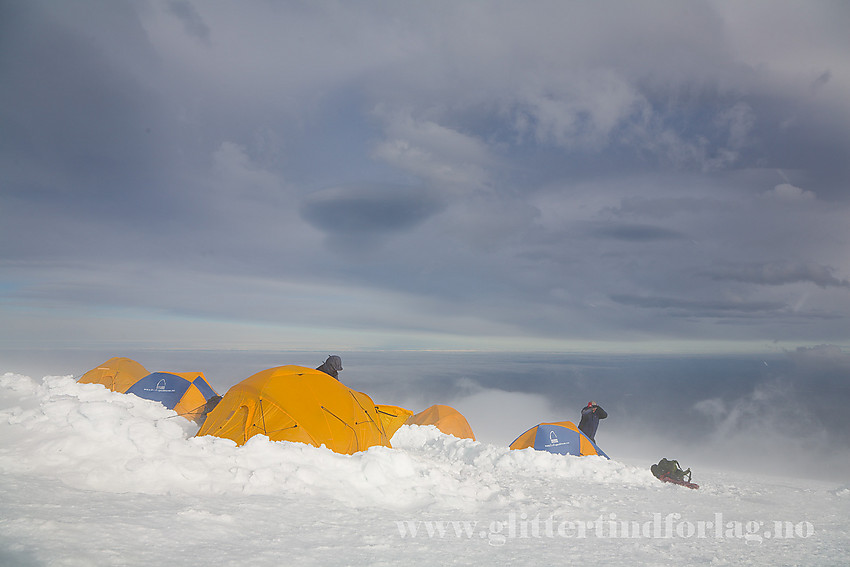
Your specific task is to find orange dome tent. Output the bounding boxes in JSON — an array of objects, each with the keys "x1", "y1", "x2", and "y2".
[
  {"x1": 405, "y1": 404, "x2": 476, "y2": 440},
  {"x1": 196, "y1": 365, "x2": 394, "y2": 454},
  {"x1": 375, "y1": 404, "x2": 414, "y2": 440},
  {"x1": 78, "y1": 357, "x2": 149, "y2": 393}
]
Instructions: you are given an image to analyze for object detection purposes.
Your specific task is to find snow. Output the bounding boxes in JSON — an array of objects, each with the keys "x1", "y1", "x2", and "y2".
[{"x1": 1, "y1": 372, "x2": 848, "y2": 566}]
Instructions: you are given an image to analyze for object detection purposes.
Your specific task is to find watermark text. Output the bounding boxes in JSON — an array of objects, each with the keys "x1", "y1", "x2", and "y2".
[{"x1": 396, "y1": 512, "x2": 814, "y2": 546}]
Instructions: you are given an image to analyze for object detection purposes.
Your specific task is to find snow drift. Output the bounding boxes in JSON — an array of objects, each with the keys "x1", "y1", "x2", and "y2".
[
  {"x1": 0, "y1": 373, "x2": 650, "y2": 509},
  {"x1": 2, "y1": 372, "x2": 848, "y2": 566}
]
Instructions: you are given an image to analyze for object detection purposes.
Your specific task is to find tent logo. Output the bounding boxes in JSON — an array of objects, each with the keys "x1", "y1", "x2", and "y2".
[
  {"x1": 543, "y1": 427, "x2": 568, "y2": 449},
  {"x1": 142, "y1": 378, "x2": 176, "y2": 394}
]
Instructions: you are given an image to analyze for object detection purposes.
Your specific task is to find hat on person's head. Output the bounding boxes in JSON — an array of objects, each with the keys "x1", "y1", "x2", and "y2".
[
  {"x1": 326, "y1": 355, "x2": 343, "y2": 372},
  {"x1": 588, "y1": 401, "x2": 597, "y2": 407}
]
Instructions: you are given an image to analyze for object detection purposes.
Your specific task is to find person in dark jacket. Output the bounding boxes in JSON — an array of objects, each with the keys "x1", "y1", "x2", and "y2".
[
  {"x1": 316, "y1": 355, "x2": 343, "y2": 380},
  {"x1": 578, "y1": 400, "x2": 607, "y2": 443}
]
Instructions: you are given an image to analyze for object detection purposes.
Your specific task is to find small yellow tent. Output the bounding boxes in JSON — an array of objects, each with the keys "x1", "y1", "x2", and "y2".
[
  {"x1": 77, "y1": 357, "x2": 149, "y2": 393},
  {"x1": 405, "y1": 404, "x2": 476, "y2": 440},
  {"x1": 375, "y1": 404, "x2": 414, "y2": 440},
  {"x1": 196, "y1": 365, "x2": 393, "y2": 454}
]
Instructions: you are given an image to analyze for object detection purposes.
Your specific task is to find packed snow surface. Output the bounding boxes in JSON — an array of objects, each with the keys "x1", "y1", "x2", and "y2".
[{"x1": 1, "y1": 373, "x2": 848, "y2": 566}]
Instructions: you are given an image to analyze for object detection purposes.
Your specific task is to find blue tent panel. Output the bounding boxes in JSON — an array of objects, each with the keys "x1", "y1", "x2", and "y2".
[
  {"x1": 192, "y1": 375, "x2": 217, "y2": 400},
  {"x1": 533, "y1": 423, "x2": 584, "y2": 456},
  {"x1": 125, "y1": 372, "x2": 192, "y2": 410}
]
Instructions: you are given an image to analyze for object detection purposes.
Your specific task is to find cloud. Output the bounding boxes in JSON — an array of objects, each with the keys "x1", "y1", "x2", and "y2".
[
  {"x1": 810, "y1": 70, "x2": 832, "y2": 93},
  {"x1": 682, "y1": 377, "x2": 845, "y2": 478},
  {"x1": 708, "y1": 262, "x2": 850, "y2": 289},
  {"x1": 604, "y1": 194, "x2": 735, "y2": 219},
  {"x1": 0, "y1": 1, "x2": 170, "y2": 212},
  {"x1": 716, "y1": 102, "x2": 756, "y2": 151},
  {"x1": 212, "y1": 142, "x2": 282, "y2": 193},
  {"x1": 3, "y1": 1, "x2": 850, "y2": 351},
  {"x1": 451, "y1": 388, "x2": 557, "y2": 445},
  {"x1": 371, "y1": 108, "x2": 493, "y2": 189},
  {"x1": 166, "y1": 0, "x2": 211, "y2": 44},
  {"x1": 610, "y1": 294, "x2": 786, "y2": 317},
  {"x1": 787, "y1": 344, "x2": 850, "y2": 372},
  {"x1": 300, "y1": 184, "x2": 444, "y2": 255},
  {"x1": 618, "y1": 99, "x2": 758, "y2": 172},
  {"x1": 510, "y1": 70, "x2": 647, "y2": 150},
  {"x1": 588, "y1": 223, "x2": 686, "y2": 242},
  {"x1": 764, "y1": 183, "x2": 816, "y2": 201},
  {"x1": 693, "y1": 397, "x2": 726, "y2": 420}
]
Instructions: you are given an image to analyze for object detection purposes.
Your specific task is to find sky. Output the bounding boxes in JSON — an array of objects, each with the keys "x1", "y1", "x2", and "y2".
[{"x1": 2, "y1": 0, "x2": 850, "y2": 354}]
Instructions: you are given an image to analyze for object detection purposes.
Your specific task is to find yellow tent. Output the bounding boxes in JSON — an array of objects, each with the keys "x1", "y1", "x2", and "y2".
[
  {"x1": 196, "y1": 365, "x2": 394, "y2": 454},
  {"x1": 375, "y1": 404, "x2": 414, "y2": 440},
  {"x1": 77, "y1": 357, "x2": 149, "y2": 393},
  {"x1": 405, "y1": 404, "x2": 476, "y2": 440}
]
